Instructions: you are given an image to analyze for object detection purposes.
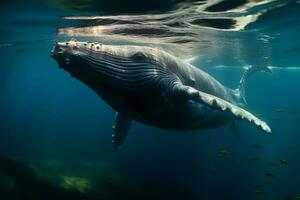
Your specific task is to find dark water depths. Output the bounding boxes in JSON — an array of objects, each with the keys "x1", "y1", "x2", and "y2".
[{"x1": 0, "y1": 0, "x2": 300, "y2": 199}]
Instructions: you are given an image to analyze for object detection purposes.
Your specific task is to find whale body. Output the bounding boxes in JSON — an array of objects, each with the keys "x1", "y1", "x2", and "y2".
[{"x1": 51, "y1": 40, "x2": 271, "y2": 149}]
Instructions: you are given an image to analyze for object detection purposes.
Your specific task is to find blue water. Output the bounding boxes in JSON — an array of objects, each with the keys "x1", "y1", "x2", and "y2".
[{"x1": 0, "y1": 0, "x2": 300, "y2": 199}]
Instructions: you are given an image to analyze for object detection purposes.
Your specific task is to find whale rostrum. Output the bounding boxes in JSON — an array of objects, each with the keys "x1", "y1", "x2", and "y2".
[{"x1": 51, "y1": 40, "x2": 272, "y2": 150}]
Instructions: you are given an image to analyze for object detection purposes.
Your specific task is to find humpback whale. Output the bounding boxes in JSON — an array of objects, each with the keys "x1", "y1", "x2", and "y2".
[{"x1": 51, "y1": 40, "x2": 272, "y2": 150}]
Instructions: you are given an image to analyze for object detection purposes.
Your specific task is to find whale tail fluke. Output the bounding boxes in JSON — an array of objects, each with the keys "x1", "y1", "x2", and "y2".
[{"x1": 236, "y1": 65, "x2": 272, "y2": 105}]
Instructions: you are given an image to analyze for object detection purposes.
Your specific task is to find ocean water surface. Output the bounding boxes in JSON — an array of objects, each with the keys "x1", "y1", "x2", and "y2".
[{"x1": 0, "y1": 0, "x2": 300, "y2": 199}]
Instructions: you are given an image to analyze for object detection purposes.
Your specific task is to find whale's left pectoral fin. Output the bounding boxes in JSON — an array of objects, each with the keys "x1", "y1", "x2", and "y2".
[
  {"x1": 172, "y1": 84, "x2": 271, "y2": 134},
  {"x1": 112, "y1": 112, "x2": 132, "y2": 151}
]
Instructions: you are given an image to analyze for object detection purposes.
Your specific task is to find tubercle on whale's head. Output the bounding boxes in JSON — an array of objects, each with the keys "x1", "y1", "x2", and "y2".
[
  {"x1": 50, "y1": 40, "x2": 160, "y2": 87},
  {"x1": 51, "y1": 40, "x2": 102, "y2": 65},
  {"x1": 51, "y1": 40, "x2": 155, "y2": 72}
]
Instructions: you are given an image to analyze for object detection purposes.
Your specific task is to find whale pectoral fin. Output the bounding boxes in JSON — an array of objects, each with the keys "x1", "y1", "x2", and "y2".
[
  {"x1": 172, "y1": 84, "x2": 271, "y2": 133},
  {"x1": 112, "y1": 112, "x2": 132, "y2": 151}
]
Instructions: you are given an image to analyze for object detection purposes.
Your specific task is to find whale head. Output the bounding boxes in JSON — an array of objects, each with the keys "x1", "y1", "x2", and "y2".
[
  {"x1": 51, "y1": 40, "x2": 110, "y2": 74},
  {"x1": 51, "y1": 40, "x2": 166, "y2": 94}
]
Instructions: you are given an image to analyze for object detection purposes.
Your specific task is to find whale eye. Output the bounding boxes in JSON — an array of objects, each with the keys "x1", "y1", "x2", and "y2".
[
  {"x1": 132, "y1": 52, "x2": 146, "y2": 61},
  {"x1": 190, "y1": 78, "x2": 196, "y2": 86}
]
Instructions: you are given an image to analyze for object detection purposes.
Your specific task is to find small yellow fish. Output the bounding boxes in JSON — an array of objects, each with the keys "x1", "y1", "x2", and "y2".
[
  {"x1": 218, "y1": 150, "x2": 229, "y2": 155},
  {"x1": 255, "y1": 189, "x2": 263, "y2": 194},
  {"x1": 280, "y1": 159, "x2": 288, "y2": 165},
  {"x1": 264, "y1": 172, "x2": 275, "y2": 177},
  {"x1": 269, "y1": 162, "x2": 278, "y2": 166},
  {"x1": 248, "y1": 156, "x2": 260, "y2": 160},
  {"x1": 275, "y1": 108, "x2": 283, "y2": 112},
  {"x1": 218, "y1": 150, "x2": 229, "y2": 159}
]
